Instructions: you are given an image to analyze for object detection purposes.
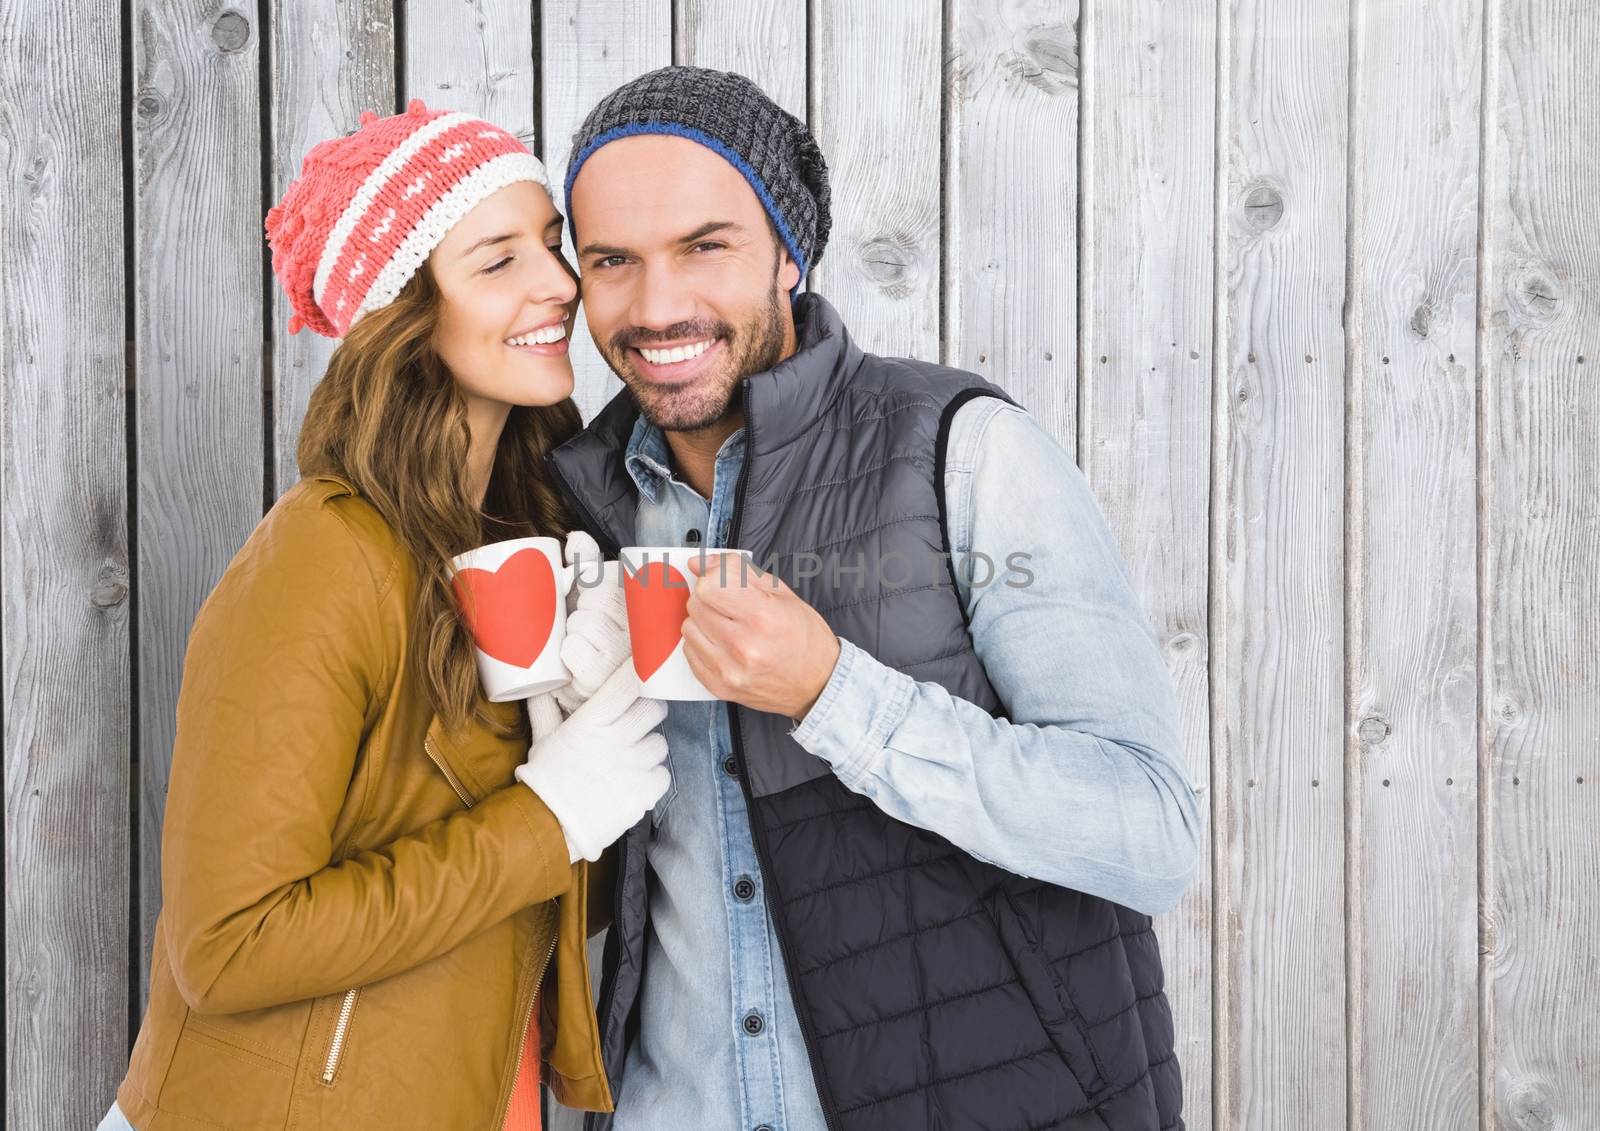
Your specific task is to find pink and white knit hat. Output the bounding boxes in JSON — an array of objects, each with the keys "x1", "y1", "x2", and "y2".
[{"x1": 265, "y1": 98, "x2": 550, "y2": 338}]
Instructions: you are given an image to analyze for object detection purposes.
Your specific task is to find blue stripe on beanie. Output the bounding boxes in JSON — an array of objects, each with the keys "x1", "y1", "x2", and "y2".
[
  {"x1": 564, "y1": 121, "x2": 810, "y2": 286},
  {"x1": 561, "y1": 66, "x2": 831, "y2": 298}
]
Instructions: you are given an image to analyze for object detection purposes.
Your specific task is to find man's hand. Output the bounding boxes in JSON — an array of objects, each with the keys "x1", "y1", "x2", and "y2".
[{"x1": 681, "y1": 552, "x2": 841, "y2": 721}]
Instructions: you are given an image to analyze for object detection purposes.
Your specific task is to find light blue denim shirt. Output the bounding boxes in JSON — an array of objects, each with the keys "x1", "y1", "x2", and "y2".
[{"x1": 609, "y1": 396, "x2": 1201, "y2": 1131}]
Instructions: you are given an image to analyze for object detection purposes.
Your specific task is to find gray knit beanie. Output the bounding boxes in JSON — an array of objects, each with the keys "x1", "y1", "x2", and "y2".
[{"x1": 563, "y1": 66, "x2": 831, "y2": 286}]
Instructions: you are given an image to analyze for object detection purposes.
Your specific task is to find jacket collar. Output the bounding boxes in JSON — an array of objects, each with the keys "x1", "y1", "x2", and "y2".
[
  {"x1": 423, "y1": 697, "x2": 527, "y2": 803},
  {"x1": 739, "y1": 291, "x2": 862, "y2": 455}
]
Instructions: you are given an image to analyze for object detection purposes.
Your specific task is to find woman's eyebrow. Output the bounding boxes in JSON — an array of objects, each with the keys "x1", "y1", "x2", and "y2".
[
  {"x1": 461, "y1": 215, "x2": 563, "y2": 256},
  {"x1": 458, "y1": 231, "x2": 518, "y2": 257}
]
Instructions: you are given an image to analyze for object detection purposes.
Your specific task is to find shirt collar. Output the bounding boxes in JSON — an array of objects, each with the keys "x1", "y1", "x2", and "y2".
[{"x1": 623, "y1": 413, "x2": 746, "y2": 504}]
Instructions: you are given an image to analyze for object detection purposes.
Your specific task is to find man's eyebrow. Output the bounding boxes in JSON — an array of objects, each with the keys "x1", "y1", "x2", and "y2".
[
  {"x1": 678, "y1": 220, "x2": 739, "y2": 244},
  {"x1": 579, "y1": 220, "x2": 742, "y2": 260},
  {"x1": 579, "y1": 239, "x2": 632, "y2": 259}
]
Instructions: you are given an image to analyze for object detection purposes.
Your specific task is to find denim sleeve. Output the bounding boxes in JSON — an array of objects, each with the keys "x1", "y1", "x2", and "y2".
[{"x1": 789, "y1": 398, "x2": 1203, "y2": 915}]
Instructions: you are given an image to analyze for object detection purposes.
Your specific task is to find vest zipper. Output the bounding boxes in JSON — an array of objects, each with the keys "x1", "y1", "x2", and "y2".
[
  {"x1": 494, "y1": 903, "x2": 560, "y2": 1128},
  {"x1": 321, "y1": 987, "x2": 359, "y2": 1084},
  {"x1": 423, "y1": 733, "x2": 475, "y2": 808},
  {"x1": 724, "y1": 392, "x2": 845, "y2": 1131}
]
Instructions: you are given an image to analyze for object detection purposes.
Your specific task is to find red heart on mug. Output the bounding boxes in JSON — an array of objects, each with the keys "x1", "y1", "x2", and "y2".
[
  {"x1": 623, "y1": 560, "x2": 692, "y2": 681},
  {"x1": 451, "y1": 548, "x2": 558, "y2": 668}
]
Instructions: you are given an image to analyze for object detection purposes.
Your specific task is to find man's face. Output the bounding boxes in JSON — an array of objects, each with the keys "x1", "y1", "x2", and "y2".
[{"x1": 569, "y1": 134, "x2": 802, "y2": 433}]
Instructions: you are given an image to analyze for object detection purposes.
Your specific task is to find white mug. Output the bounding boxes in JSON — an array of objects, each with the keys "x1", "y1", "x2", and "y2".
[
  {"x1": 449, "y1": 536, "x2": 573, "y2": 701},
  {"x1": 620, "y1": 546, "x2": 755, "y2": 701}
]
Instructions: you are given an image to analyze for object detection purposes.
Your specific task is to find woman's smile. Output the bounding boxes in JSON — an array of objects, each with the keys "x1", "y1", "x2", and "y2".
[{"x1": 504, "y1": 311, "x2": 572, "y2": 356}]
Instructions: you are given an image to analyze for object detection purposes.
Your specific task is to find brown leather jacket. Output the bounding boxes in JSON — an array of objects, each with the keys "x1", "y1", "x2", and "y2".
[{"x1": 116, "y1": 474, "x2": 615, "y2": 1129}]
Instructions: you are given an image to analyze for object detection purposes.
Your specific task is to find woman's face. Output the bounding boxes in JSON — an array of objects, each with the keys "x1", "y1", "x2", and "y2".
[{"x1": 428, "y1": 180, "x2": 578, "y2": 412}]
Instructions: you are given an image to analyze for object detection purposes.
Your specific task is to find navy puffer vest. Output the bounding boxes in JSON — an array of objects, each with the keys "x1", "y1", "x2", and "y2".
[{"x1": 547, "y1": 294, "x2": 1183, "y2": 1131}]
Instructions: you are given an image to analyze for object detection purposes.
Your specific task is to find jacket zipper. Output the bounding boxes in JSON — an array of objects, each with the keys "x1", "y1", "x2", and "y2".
[
  {"x1": 320, "y1": 987, "x2": 359, "y2": 1084},
  {"x1": 423, "y1": 733, "x2": 475, "y2": 808},
  {"x1": 319, "y1": 736, "x2": 478, "y2": 1087},
  {"x1": 723, "y1": 387, "x2": 844, "y2": 1131},
  {"x1": 423, "y1": 729, "x2": 562, "y2": 1126},
  {"x1": 494, "y1": 903, "x2": 560, "y2": 1128},
  {"x1": 325, "y1": 736, "x2": 471, "y2": 1087}
]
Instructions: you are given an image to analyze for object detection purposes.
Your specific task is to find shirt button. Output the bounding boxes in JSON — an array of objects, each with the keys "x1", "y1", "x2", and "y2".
[
  {"x1": 733, "y1": 875, "x2": 756, "y2": 902},
  {"x1": 722, "y1": 755, "x2": 739, "y2": 778},
  {"x1": 742, "y1": 1011, "x2": 765, "y2": 1036},
  {"x1": 755, "y1": 1126, "x2": 774, "y2": 1131},
  {"x1": 686, "y1": 527, "x2": 701, "y2": 543}
]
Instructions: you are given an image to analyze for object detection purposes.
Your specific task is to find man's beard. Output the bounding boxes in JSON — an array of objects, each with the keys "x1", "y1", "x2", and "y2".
[{"x1": 600, "y1": 280, "x2": 788, "y2": 433}]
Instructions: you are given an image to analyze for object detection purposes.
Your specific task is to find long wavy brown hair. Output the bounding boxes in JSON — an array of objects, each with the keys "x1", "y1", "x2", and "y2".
[{"x1": 296, "y1": 262, "x2": 582, "y2": 735}]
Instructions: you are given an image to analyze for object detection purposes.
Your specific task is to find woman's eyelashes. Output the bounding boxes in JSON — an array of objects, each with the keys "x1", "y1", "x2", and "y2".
[{"x1": 481, "y1": 243, "x2": 568, "y2": 276}]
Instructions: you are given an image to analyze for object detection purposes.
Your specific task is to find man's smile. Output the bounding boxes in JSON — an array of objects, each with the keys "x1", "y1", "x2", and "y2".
[{"x1": 629, "y1": 336, "x2": 726, "y2": 384}]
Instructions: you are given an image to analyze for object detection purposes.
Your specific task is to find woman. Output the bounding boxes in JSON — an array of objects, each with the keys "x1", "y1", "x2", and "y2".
[{"x1": 97, "y1": 100, "x2": 664, "y2": 1130}]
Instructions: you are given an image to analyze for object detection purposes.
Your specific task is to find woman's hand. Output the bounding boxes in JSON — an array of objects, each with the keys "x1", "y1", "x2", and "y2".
[
  {"x1": 556, "y1": 538, "x2": 631, "y2": 716},
  {"x1": 514, "y1": 662, "x2": 668, "y2": 862}
]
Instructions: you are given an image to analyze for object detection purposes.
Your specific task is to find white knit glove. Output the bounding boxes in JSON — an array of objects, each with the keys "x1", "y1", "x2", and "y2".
[
  {"x1": 514, "y1": 660, "x2": 668, "y2": 863},
  {"x1": 556, "y1": 558, "x2": 631, "y2": 716},
  {"x1": 524, "y1": 688, "x2": 565, "y2": 744}
]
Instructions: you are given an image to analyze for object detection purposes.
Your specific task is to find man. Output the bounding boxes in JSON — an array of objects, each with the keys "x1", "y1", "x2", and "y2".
[{"x1": 546, "y1": 66, "x2": 1201, "y2": 1131}]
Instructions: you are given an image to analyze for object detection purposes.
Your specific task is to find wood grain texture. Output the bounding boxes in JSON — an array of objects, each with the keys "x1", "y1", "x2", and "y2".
[
  {"x1": 810, "y1": 0, "x2": 942, "y2": 359},
  {"x1": 1076, "y1": 1, "x2": 1216, "y2": 1126},
  {"x1": 946, "y1": 0, "x2": 1079, "y2": 444},
  {"x1": 677, "y1": 0, "x2": 805, "y2": 117},
  {"x1": 1215, "y1": 0, "x2": 1351, "y2": 1126},
  {"x1": 1480, "y1": 1, "x2": 1600, "y2": 1126},
  {"x1": 267, "y1": 0, "x2": 396, "y2": 499},
  {"x1": 404, "y1": 0, "x2": 536, "y2": 139},
  {"x1": 539, "y1": 0, "x2": 671, "y2": 422},
  {"x1": 2, "y1": 3, "x2": 132, "y2": 1127},
  {"x1": 1349, "y1": 2, "x2": 1484, "y2": 1129},
  {"x1": 131, "y1": 0, "x2": 266, "y2": 1009}
]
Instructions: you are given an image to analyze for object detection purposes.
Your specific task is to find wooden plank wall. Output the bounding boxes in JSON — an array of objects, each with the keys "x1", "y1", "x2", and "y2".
[
  {"x1": 3, "y1": 1, "x2": 1596, "y2": 1129},
  {"x1": 130, "y1": 0, "x2": 267, "y2": 1014},
  {"x1": 2, "y1": 3, "x2": 132, "y2": 1124}
]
